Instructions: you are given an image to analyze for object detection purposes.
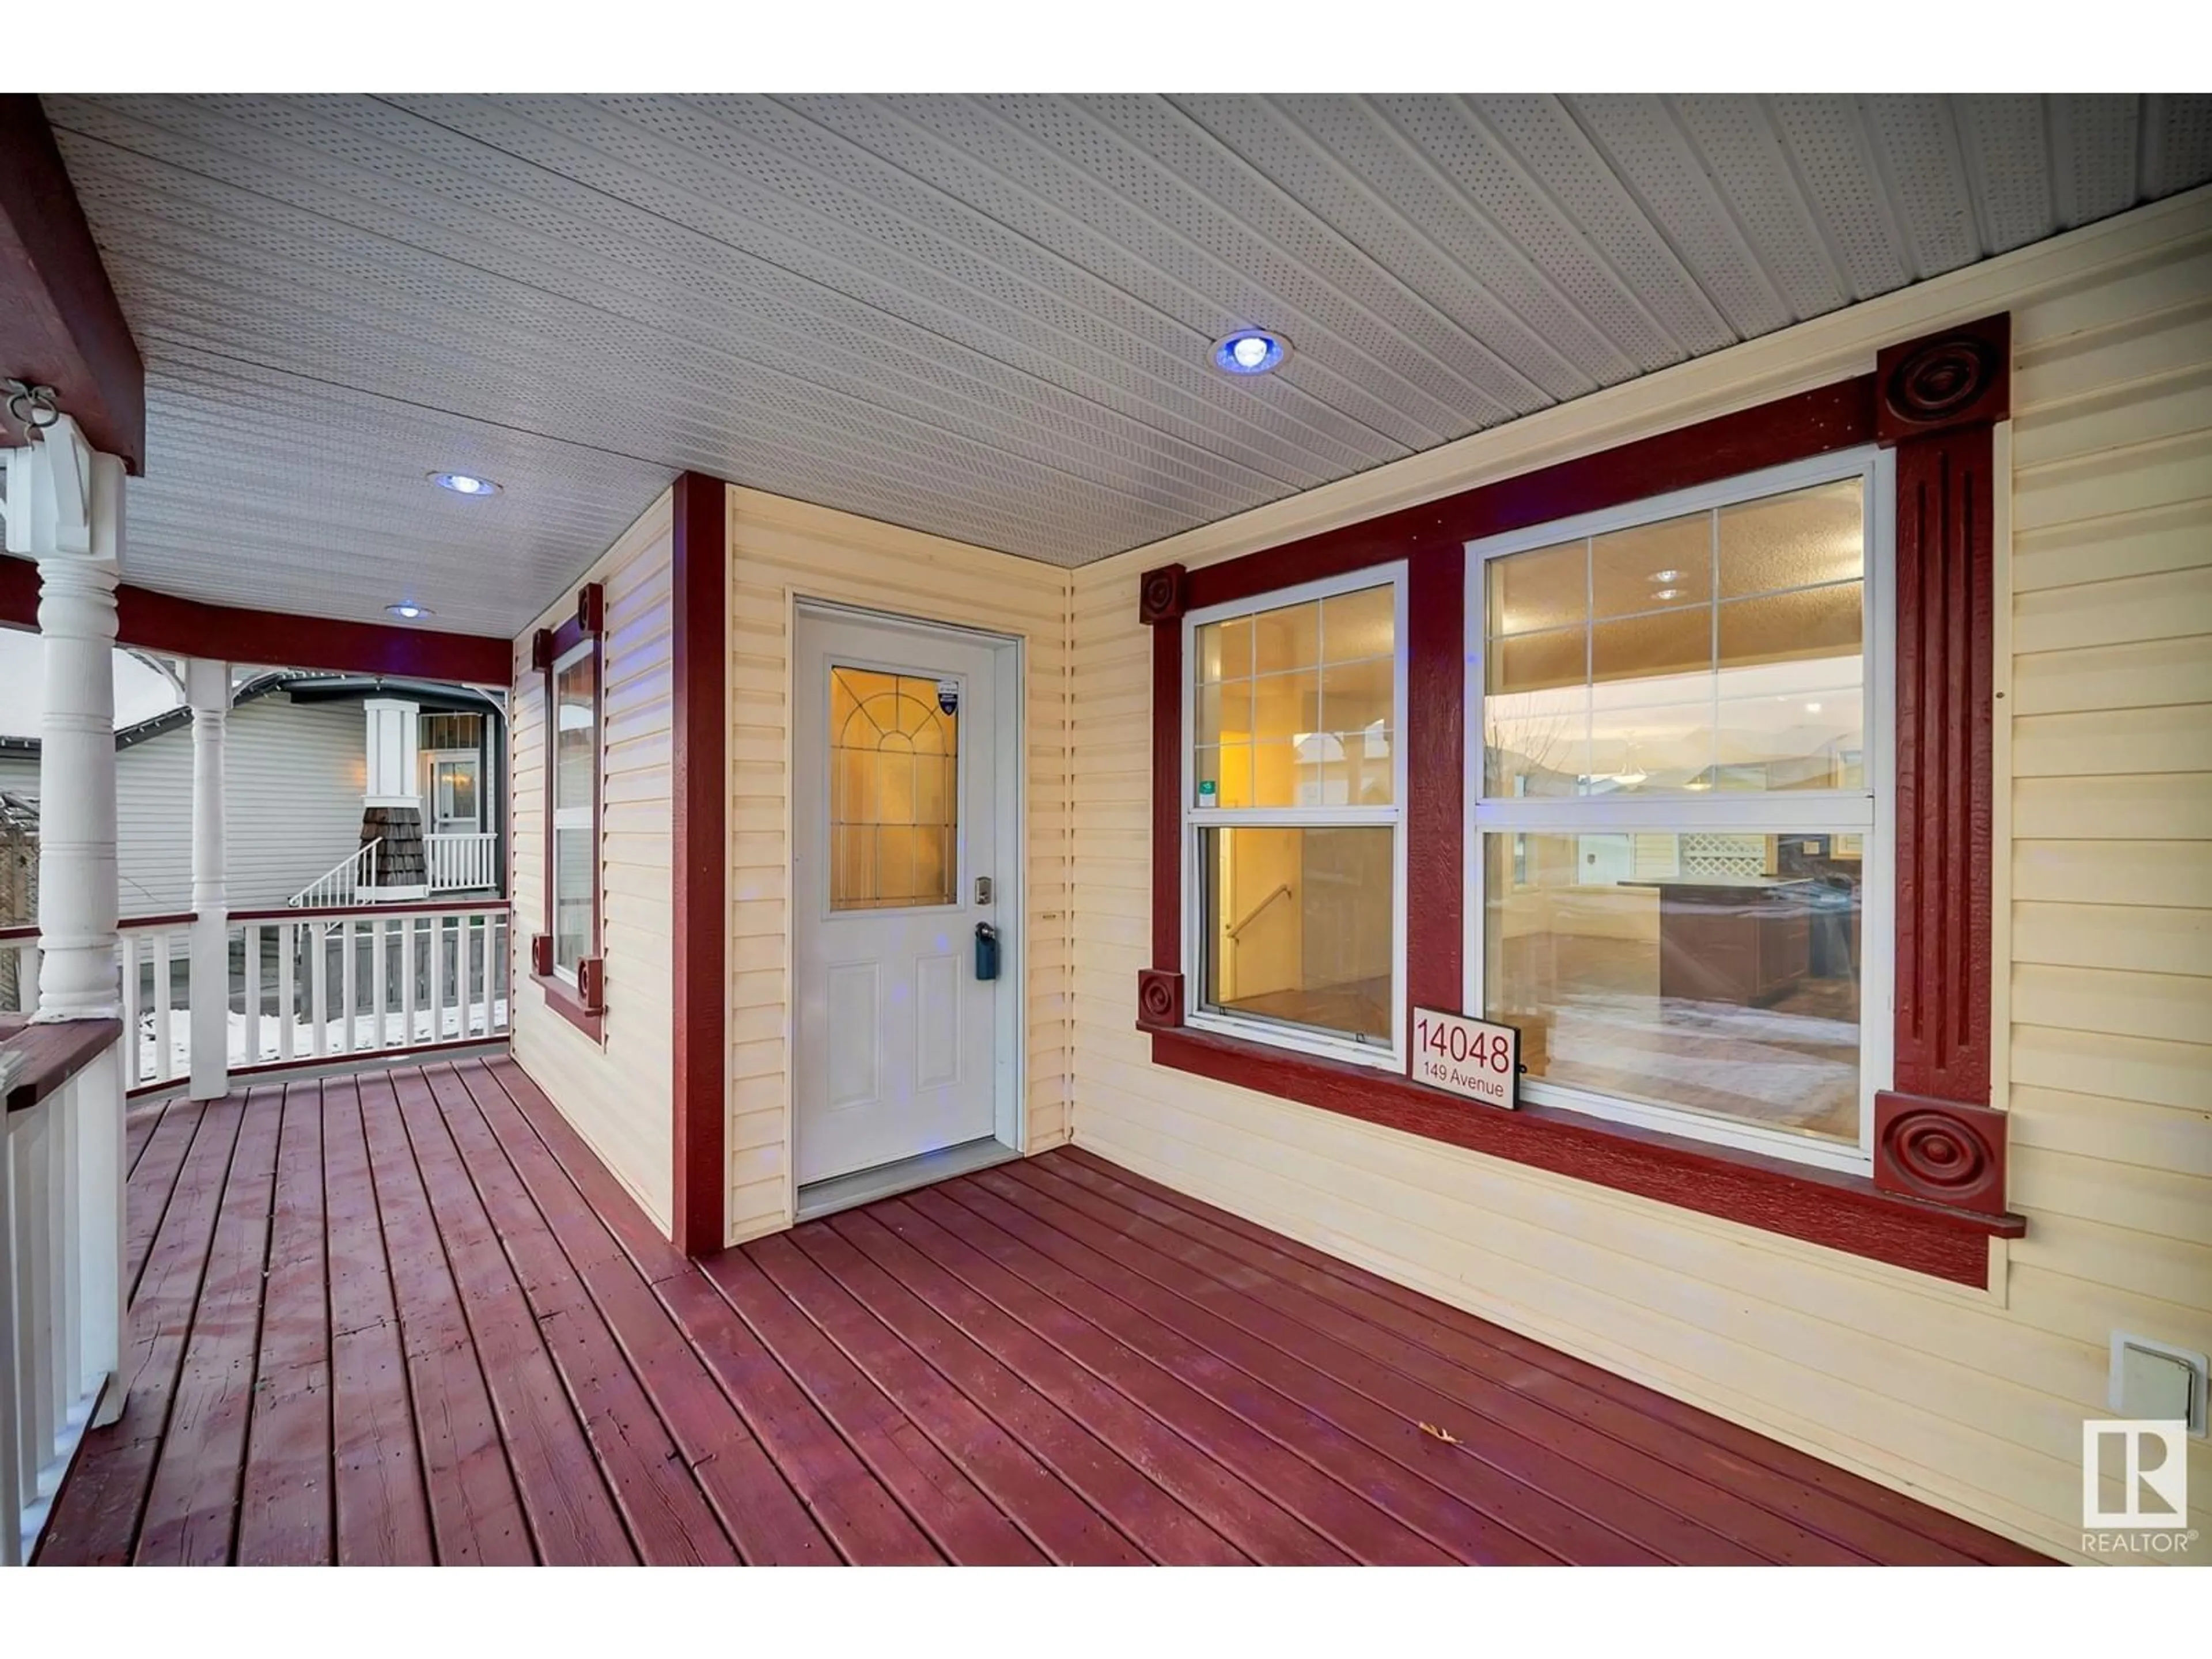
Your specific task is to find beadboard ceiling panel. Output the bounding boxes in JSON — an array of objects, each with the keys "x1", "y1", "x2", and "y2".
[{"x1": 31, "y1": 93, "x2": 2212, "y2": 634}]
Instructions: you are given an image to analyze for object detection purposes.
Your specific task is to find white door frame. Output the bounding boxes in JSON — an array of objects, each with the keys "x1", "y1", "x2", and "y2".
[{"x1": 786, "y1": 597, "x2": 1027, "y2": 1213}]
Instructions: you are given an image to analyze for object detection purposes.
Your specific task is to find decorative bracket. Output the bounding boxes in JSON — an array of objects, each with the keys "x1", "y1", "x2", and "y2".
[
  {"x1": 0, "y1": 411, "x2": 119, "y2": 569},
  {"x1": 1875, "y1": 313, "x2": 2010, "y2": 445},
  {"x1": 1135, "y1": 968, "x2": 1184, "y2": 1032},
  {"x1": 1138, "y1": 563, "x2": 1187, "y2": 627},
  {"x1": 1873, "y1": 1092, "x2": 2010, "y2": 1216},
  {"x1": 577, "y1": 580, "x2": 606, "y2": 636}
]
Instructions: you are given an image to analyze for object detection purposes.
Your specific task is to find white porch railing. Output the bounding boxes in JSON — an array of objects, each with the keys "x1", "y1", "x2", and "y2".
[
  {"x1": 2, "y1": 1022, "x2": 126, "y2": 1565},
  {"x1": 118, "y1": 903, "x2": 511, "y2": 1094},
  {"x1": 426, "y1": 832, "x2": 498, "y2": 893},
  {"x1": 289, "y1": 839, "x2": 380, "y2": 910},
  {"x1": 0, "y1": 933, "x2": 33, "y2": 1019}
]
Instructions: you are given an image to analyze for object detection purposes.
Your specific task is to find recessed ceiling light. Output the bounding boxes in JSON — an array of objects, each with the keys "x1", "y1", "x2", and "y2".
[
  {"x1": 1649, "y1": 569, "x2": 1686, "y2": 583},
  {"x1": 386, "y1": 602, "x2": 434, "y2": 620},
  {"x1": 1652, "y1": 588, "x2": 1684, "y2": 601},
  {"x1": 1211, "y1": 329, "x2": 1290, "y2": 376},
  {"x1": 430, "y1": 471, "x2": 501, "y2": 497},
  {"x1": 1804, "y1": 701, "x2": 1823, "y2": 713}
]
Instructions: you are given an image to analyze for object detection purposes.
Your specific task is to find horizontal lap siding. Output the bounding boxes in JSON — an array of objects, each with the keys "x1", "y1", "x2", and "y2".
[
  {"x1": 1067, "y1": 200, "x2": 2212, "y2": 1564},
  {"x1": 725, "y1": 488, "x2": 1073, "y2": 1246},
  {"x1": 510, "y1": 494, "x2": 676, "y2": 1230}
]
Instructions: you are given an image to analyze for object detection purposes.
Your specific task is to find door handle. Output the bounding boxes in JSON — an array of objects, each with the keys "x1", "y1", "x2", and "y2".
[{"x1": 974, "y1": 922, "x2": 1000, "y2": 982}]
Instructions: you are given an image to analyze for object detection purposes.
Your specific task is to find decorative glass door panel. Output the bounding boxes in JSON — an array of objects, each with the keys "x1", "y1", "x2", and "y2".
[{"x1": 828, "y1": 666, "x2": 959, "y2": 911}]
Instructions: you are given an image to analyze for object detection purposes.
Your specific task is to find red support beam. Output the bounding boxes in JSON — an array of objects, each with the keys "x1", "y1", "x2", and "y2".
[
  {"x1": 671, "y1": 472, "x2": 728, "y2": 1255},
  {"x1": 2, "y1": 554, "x2": 512, "y2": 684},
  {"x1": 0, "y1": 95, "x2": 143, "y2": 472}
]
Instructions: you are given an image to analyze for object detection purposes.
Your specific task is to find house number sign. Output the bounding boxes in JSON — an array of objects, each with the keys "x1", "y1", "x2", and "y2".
[{"x1": 1411, "y1": 1008, "x2": 1520, "y2": 1110}]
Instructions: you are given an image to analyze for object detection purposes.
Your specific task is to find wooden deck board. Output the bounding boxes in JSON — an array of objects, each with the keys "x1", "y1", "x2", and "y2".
[
  {"x1": 36, "y1": 1057, "x2": 2052, "y2": 1568},
  {"x1": 133, "y1": 1085, "x2": 285, "y2": 1565},
  {"x1": 321, "y1": 1074, "x2": 436, "y2": 1566},
  {"x1": 235, "y1": 1082, "x2": 334, "y2": 1566},
  {"x1": 354, "y1": 1071, "x2": 532, "y2": 1565},
  {"x1": 36, "y1": 1093, "x2": 244, "y2": 1564},
  {"x1": 387, "y1": 1067, "x2": 635, "y2": 1566},
  {"x1": 427, "y1": 1065, "x2": 817, "y2": 1565}
]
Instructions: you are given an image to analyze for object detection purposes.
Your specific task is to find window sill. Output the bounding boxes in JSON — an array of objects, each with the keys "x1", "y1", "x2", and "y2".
[
  {"x1": 532, "y1": 969, "x2": 604, "y2": 1043},
  {"x1": 1146, "y1": 1024, "x2": 2024, "y2": 1289}
]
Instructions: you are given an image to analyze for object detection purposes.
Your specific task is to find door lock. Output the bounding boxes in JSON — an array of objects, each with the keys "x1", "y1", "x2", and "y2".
[{"x1": 975, "y1": 876, "x2": 994, "y2": 906}]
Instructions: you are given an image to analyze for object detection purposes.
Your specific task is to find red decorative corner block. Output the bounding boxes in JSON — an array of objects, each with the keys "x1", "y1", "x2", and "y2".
[
  {"x1": 529, "y1": 628, "x2": 554, "y2": 673},
  {"x1": 529, "y1": 933, "x2": 554, "y2": 976},
  {"x1": 1874, "y1": 1092, "x2": 2009, "y2": 1216},
  {"x1": 1875, "y1": 313, "x2": 2010, "y2": 444},
  {"x1": 1138, "y1": 563, "x2": 1187, "y2": 626},
  {"x1": 577, "y1": 580, "x2": 607, "y2": 636},
  {"x1": 578, "y1": 955, "x2": 607, "y2": 1015},
  {"x1": 1136, "y1": 968, "x2": 1184, "y2": 1032}
]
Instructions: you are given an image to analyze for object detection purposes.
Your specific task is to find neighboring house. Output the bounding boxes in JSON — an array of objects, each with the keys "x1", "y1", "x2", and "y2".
[{"x1": 0, "y1": 671, "x2": 506, "y2": 915}]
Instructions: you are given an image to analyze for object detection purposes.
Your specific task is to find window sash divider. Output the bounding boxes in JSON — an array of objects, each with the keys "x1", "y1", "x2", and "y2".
[{"x1": 1471, "y1": 793, "x2": 1875, "y2": 833}]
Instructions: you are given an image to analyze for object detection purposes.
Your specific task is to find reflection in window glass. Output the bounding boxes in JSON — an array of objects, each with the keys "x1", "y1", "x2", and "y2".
[
  {"x1": 555, "y1": 653, "x2": 596, "y2": 813},
  {"x1": 1482, "y1": 477, "x2": 1866, "y2": 798},
  {"x1": 1194, "y1": 584, "x2": 1396, "y2": 809},
  {"x1": 829, "y1": 666, "x2": 959, "y2": 910},
  {"x1": 1482, "y1": 832, "x2": 1862, "y2": 1144},
  {"x1": 1202, "y1": 826, "x2": 1394, "y2": 1045},
  {"x1": 551, "y1": 643, "x2": 598, "y2": 979}
]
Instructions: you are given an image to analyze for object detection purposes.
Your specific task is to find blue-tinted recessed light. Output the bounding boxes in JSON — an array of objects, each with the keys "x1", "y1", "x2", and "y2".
[
  {"x1": 386, "y1": 601, "x2": 433, "y2": 620},
  {"x1": 429, "y1": 471, "x2": 501, "y2": 497},
  {"x1": 1211, "y1": 330, "x2": 1289, "y2": 376}
]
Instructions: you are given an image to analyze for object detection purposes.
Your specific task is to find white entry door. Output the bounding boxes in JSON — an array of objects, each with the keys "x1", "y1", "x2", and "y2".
[{"x1": 793, "y1": 607, "x2": 1012, "y2": 1187}]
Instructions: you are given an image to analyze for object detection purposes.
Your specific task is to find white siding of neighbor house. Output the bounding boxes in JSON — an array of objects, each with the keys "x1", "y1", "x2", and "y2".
[
  {"x1": 724, "y1": 486, "x2": 1073, "y2": 1246},
  {"x1": 103, "y1": 695, "x2": 368, "y2": 916},
  {"x1": 509, "y1": 491, "x2": 677, "y2": 1230},
  {"x1": 1066, "y1": 188, "x2": 2212, "y2": 1565}
]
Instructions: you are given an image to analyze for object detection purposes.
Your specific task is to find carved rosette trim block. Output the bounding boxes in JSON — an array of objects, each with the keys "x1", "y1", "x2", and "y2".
[
  {"x1": 1875, "y1": 313, "x2": 2010, "y2": 445},
  {"x1": 1873, "y1": 1092, "x2": 2009, "y2": 1216},
  {"x1": 1138, "y1": 563, "x2": 1187, "y2": 627},
  {"x1": 1135, "y1": 968, "x2": 1184, "y2": 1032}
]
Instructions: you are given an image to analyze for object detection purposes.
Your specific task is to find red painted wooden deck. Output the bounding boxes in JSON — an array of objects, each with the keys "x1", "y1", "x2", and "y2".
[{"x1": 35, "y1": 1056, "x2": 2047, "y2": 1566}]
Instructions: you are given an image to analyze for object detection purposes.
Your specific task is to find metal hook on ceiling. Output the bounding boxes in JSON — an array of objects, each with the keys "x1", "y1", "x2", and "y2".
[{"x1": 4, "y1": 380, "x2": 61, "y2": 444}]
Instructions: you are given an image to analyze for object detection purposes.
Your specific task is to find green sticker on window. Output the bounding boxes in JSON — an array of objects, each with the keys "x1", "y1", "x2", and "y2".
[{"x1": 1198, "y1": 779, "x2": 1218, "y2": 802}]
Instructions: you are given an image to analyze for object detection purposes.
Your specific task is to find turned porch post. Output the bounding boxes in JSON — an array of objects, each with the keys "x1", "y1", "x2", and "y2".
[
  {"x1": 187, "y1": 657, "x2": 229, "y2": 1100},
  {"x1": 3, "y1": 412, "x2": 130, "y2": 1430}
]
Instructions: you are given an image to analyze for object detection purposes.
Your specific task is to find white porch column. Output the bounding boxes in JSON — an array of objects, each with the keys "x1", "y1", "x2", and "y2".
[
  {"x1": 2, "y1": 417, "x2": 124, "y2": 1022},
  {"x1": 187, "y1": 657, "x2": 229, "y2": 1100},
  {"x1": 3, "y1": 412, "x2": 128, "y2": 1431}
]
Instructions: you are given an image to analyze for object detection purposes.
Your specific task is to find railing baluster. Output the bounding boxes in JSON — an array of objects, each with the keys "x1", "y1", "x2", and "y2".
[
  {"x1": 278, "y1": 922, "x2": 297, "y2": 1063},
  {"x1": 149, "y1": 931, "x2": 173, "y2": 1084},
  {"x1": 399, "y1": 917, "x2": 416, "y2": 1047},
  {"x1": 429, "y1": 916, "x2": 446, "y2": 1044},
  {"x1": 241, "y1": 923, "x2": 261, "y2": 1068},
  {"x1": 55, "y1": 1082, "x2": 80, "y2": 1438},
  {"x1": 310, "y1": 925, "x2": 329, "y2": 1057},
  {"x1": 16, "y1": 1101, "x2": 52, "y2": 1505},
  {"x1": 118, "y1": 935, "x2": 140, "y2": 1089},
  {"x1": 370, "y1": 918, "x2": 388, "y2": 1051},
  {"x1": 338, "y1": 919, "x2": 356, "y2": 1056},
  {"x1": 0, "y1": 1110, "x2": 18, "y2": 1565}
]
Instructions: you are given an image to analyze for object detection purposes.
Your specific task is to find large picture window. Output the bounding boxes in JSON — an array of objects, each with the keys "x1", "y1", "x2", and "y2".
[
  {"x1": 1465, "y1": 451, "x2": 1892, "y2": 1171},
  {"x1": 1184, "y1": 566, "x2": 1408, "y2": 1069}
]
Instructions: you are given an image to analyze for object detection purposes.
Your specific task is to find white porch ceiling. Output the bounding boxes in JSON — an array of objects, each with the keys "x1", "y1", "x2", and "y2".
[{"x1": 41, "y1": 93, "x2": 2212, "y2": 635}]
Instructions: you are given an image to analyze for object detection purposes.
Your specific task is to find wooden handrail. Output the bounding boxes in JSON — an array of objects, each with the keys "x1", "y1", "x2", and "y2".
[
  {"x1": 231, "y1": 897, "x2": 514, "y2": 924},
  {"x1": 1227, "y1": 882, "x2": 1294, "y2": 943},
  {"x1": 2, "y1": 1017, "x2": 123, "y2": 1113}
]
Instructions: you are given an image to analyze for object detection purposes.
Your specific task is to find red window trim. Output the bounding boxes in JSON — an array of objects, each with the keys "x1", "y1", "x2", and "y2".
[
  {"x1": 530, "y1": 583, "x2": 606, "y2": 1043},
  {"x1": 1138, "y1": 321, "x2": 2023, "y2": 1289}
]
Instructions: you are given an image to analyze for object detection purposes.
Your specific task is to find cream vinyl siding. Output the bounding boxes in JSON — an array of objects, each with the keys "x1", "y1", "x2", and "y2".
[
  {"x1": 510, "y1": 492, "x2": 676, "y2": 1229},
  {"x1": 1067, "y1": 189, "x2": 2212, "y2": 1563},
  {"x1": 725, "y1": 485, "x2": 1072, "y2": 1246}
]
